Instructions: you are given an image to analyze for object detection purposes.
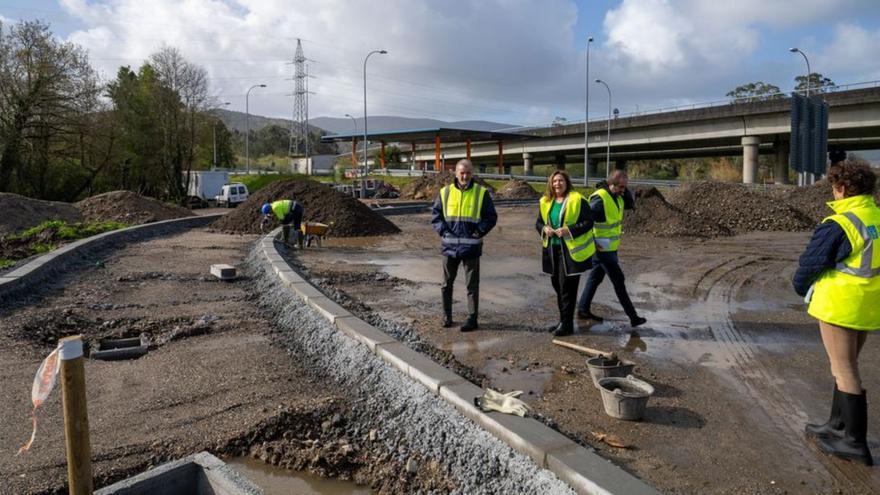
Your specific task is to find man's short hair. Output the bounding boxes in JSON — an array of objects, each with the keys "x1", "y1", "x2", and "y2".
[
  {"x1": 456, "y1": 159, "x2": 473, "y2": 170},
  {"x1": 609, "y1": 169, "x2": 628, "y2": 184}
]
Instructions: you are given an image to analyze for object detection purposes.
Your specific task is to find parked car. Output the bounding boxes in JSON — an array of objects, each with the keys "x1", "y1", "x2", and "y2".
[{"x1": 215, "y1": 183, "x2": 249, "y2": 207}]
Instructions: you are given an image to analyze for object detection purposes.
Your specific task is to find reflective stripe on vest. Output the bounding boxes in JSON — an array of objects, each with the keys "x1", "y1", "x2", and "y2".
[
  {"x1": 590, "y1": 189, "x2": 624, "y2": 252},
  {"x1": 539, "y1": 192, "x2": 596, "y2": 263},
  {"x1": 441, "y1": 183, "x2": 486, "y2": 245},
  {"x1": 808, "y1": 194, "x2": 880, "y2": 331}
]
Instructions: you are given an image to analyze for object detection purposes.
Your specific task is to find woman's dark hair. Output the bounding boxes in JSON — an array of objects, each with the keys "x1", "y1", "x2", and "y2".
[
  {"x1": 827, "y1": 161, "x2": 877, "y2": 197},
  {"x1": 544, "y1": 170, "x2": 573, "y2": 200}
]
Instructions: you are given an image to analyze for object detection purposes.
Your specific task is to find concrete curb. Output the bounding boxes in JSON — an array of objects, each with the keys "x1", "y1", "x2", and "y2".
[
  {"x1": 0, "y1": 214, "x2": 222, "y2": 302},
  {"x1": 258, "y1": 229, "x2": 660, "y2": 495}
]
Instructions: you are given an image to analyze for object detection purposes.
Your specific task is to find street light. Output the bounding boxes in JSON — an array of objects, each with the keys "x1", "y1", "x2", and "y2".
[
  {"x1": 344, "y1": 113, "x2": 358, "y2": 133},
  {"x1": 789, "y1": 47, "x2": 812, "y2": 97},
  {"x1": 245, "y1": 84, "x2": 267, "y2": 174},
  {"x1": 213, "y1": 102, "x2": 231, "y2": 170},
  {"x1": 584, "y1": 36, "x2": 593, "y2": 187},
  {"x1": 595, "y1": 78, "x2": 612, "y2": 177},
  {"x1": 790, "y1": 47, "x2": 812, "y2": 185},
  {"x1": 362, "y1": 49, "x2": 387, "y2": 198}
]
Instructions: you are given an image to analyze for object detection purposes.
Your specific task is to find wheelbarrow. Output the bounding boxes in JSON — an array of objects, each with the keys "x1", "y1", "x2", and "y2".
[{"x1": 300, "y1": 222, "x2": 330, "y2": 248}]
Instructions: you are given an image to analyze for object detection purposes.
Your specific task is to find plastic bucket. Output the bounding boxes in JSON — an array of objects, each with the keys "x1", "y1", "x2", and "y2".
[
  {"x1": 586, "y1": 356, "x2": 635, "y2": 388},
  {"x1": 597, "y1": 375, "x2": 655, "y2": 421}
]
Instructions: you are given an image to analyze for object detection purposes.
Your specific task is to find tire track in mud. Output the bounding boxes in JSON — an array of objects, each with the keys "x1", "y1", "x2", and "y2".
[{"x1": 694, "y1": 256, "x2": 876, "y2": 493}]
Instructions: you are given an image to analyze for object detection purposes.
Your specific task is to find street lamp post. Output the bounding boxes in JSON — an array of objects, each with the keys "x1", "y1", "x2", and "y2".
[
  {"x1": 584, "y1": 36, "x2": 593, "y2": 187},
  {"x1": 213, "y1": 102, "x2": 231, "y2": 170},
  {"x1": 345, "y1": 113, "x2": 358, "y2": 173},
  {"x1": 362, "y1": 49, "x2": 387, "y2": 199},
  {"x1": 790, "y1": 47, "x2": 812, "y2": 185},
  {"x1": 245, "y1": 84, "x2": 267, "y2": 174},
  {"x1": 595, "y1": 78, "x2": 612, "y2": 178}
]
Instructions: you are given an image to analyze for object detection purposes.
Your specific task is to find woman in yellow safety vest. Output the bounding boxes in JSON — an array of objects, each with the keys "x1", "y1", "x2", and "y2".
[
  {"x1": 535, "y1": 170, "x2": 596, "y2": 337},
  {"x1": 794, "y1": 157, "x2": 878, "y2": 466}
]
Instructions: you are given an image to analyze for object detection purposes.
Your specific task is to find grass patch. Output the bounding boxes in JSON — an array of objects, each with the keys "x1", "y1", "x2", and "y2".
[
  {"x1": 1, "y1": 220, "x2": 128, "y2": 263},
  {"x1": 231, "y1": 173, "x2": 310, "y2": 193},
  {"x1": 0, "y1": 258, "x2": 15, "y2": 269}
]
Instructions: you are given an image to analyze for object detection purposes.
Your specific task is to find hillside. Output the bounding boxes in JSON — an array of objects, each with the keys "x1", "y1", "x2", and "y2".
[{"x1": 310, "y1": 115, "x2": 515, "y2": 134}]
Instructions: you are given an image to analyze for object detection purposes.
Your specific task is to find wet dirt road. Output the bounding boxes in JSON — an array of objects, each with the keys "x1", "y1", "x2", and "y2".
[{"x1": 298, "y1": 207, "x2": 880, "y2": 494}]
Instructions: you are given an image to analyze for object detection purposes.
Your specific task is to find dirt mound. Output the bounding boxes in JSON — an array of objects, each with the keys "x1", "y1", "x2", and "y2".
[
  {"x1": 0, "y1": 192, "x2": 82, "y2": 236},
  {"x1": 76, "y1": 191, "x2": 194, "y2": 225},
  {"x1": 400, "y1": 172, "x2": 494, "y2": 200},
  {"x1": 625, "y1": 187, "x2": 731, "y2": 238},
  {"x1": 666, "y1": 181, "x2": 814, "y2": 234},
  {"x1": 211, "y1": 179, "x2": 400, "y2": 237},
  {"x1": 494, "y1": 179, "x2": 539, "y2": 199}
]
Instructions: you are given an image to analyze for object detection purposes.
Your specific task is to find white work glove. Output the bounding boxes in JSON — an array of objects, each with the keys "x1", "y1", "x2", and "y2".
[
  {"x1": 260, "y1": 217, "x2": 269, "y2": 233},
  {"x1": 474, "y1": 388, "x2": 530, "y2": 417}
]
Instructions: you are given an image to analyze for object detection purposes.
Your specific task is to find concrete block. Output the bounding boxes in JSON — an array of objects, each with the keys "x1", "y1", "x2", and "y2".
[
  {"x1": 210, "y1": 264, "x2": 237, "y2": 281},
  {"x1": 334, "y1": 316, "x2": 396, "y2": 352},
  {"x1": 276, "y1": 269, "x2": 305, "y2": 286},
  {"x1": 96, "y1": 451, "x2": 263, "y2": 495},
  {"x1": 264, "y1": 252, "x2": 285, "y2": 266},
  {"x1": 547, "y1": 445, "x2": 660, "y2": 495},
  {"x1": 374, "y1": 342, "x2": 464, "y2": 393},
  {"x1": 91, "y1": 336, "x2": 149, "y2": 361},
  {"x1": 287, "y1": 282, "x2": 324, "y2": 302},
  {"x1": 307, "y1": 296, "x2": 351, "y2": 324},
  {"x1": 476, "y1": 414, "x2": 577, "y2": 468},
  {"x1": 439, "y1": 381, "x2": 485, "y2": 421}
]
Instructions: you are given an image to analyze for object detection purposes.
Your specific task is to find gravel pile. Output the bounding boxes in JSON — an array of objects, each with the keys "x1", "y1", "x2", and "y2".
[
  {"x1": 0, "y1": 192, "x2": 82, "y2": 236},
  {"x1": 75, "y1": 190, "x2": 194, "y2": 225},
  {"x1": 400, "y1": 172, "x2": 494, "y2": 200},
  {"x1": 665, "y1": 181, "x2": 815, "y2": 234},
  {"x1": 212, "y1": 179, "x2": 400, "y2": 237},
  {"x1": 495, "y1": 179, "x2": 540, "y2": 199},
  {"x1": 624, "y1": 187, "x2": 731, "y2": 238},
  {"x1": 247, "y1": 249, "x2": 574, "y2": 495}
]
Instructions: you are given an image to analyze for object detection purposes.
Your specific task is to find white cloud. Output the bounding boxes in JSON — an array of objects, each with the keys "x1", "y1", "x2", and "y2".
[{"x1": 817, "y1": 23, "x2": 880, "y2": 82}]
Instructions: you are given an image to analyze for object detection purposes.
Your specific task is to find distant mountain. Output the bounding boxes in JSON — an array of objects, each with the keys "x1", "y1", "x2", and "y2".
[
  {"x1": 212, "y1": 109, "x2": 324, "y2": 135},
  {"x1": 308, "y1": 115, "x2": 516, "y2": 135}
]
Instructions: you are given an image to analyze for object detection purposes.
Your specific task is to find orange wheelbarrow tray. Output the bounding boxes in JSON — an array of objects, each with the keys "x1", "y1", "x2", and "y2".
[{"x1": 300, "y1": 222, "x2": 330, "y2": 236}]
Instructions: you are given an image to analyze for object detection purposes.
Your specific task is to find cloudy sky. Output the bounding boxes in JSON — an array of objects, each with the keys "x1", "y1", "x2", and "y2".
[{"x1": 2, "y1": 0, "x2": 879, "y2": 127}]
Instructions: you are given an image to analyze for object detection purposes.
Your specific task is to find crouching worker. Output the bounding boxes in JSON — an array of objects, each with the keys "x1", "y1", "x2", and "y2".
[
  {"x1": 536, "y1": 170, "x2": 595, "y2": 337},
  {"x1": 261, "y1": 200, "x2": 304, "y2": 246}
]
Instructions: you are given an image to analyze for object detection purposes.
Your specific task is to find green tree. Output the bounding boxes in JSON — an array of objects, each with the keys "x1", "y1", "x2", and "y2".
[
  {"x1": 726, "y1": 82, "x2": 783, "y2": 102},
  {"x1": 794, "y1": 73, "x2": 836, "y2": 94},
  {"x1": 372, "y1": 145, "x2": 402, "y2": 168}
]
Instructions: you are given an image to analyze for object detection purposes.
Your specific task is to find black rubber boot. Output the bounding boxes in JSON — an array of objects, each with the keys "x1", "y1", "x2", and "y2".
[
  {"x1": 553, "y1": 320, "x2": 574, "y2": 337},
  {"x1": 460, "y1": 315, "x2": 478, "y2": 332},
  {"x1": 546, "y1": 322, "x2": 561, "y2": 333},
  {"x1": 818, "y1": 391, "x2": 873, "y2": 466},
  {"x1": 282, "y1": 225, "x2": 291, "y2": 244},
  {"x1": 629, "y1": 315, "x2": 647, "y2": 328},
  {"x1": 442, "y1": 290, "x2": 454, "y2": 329},
  {"x1": 806, "y1": 386, "x2": 844, "y2": 439}
]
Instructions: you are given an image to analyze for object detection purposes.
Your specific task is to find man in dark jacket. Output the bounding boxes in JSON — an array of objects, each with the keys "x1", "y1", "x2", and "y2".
[
  {"x1": 576, "y1": 170, "x2": 647, "y2": 327},
  {"x1": 431, "y1": 159, "x2": 498, "y2": 332}
]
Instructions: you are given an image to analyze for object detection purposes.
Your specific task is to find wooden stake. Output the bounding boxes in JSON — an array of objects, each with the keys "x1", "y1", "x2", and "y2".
[
  {"x1": 59, "y1": 335, "x2": 93, "y2": 495},
  {"x1": 552, "y1": 339, "x2": 614, "y2": 359}
]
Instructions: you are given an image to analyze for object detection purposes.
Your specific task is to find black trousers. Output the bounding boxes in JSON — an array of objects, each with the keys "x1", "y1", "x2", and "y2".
[
  {"x1": 551, "y1": 244, "x2": 581, "y2": 324},
  {"x1": 442, "y1": 255, "x2": 480, "y2": 318},
  {"x1": 577, "y1": 250, "x2": 637, "y2": 318}
]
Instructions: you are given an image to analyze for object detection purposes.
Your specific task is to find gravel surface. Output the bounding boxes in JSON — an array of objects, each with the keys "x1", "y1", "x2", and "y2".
[{"x1": 248, "y1": 247, "x2": 575, "y2": 495}]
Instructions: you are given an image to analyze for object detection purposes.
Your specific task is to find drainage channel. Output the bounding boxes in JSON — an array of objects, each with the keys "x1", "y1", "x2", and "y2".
[{"x1": 227, "y1": 457, "x2": 373, "y2": 495}]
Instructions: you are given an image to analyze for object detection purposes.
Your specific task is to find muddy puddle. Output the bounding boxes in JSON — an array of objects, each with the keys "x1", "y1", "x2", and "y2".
[
  {"x1": 228, "y1": 457, "x2": 373, "y2": 495},
  {"x1": 481, "y1": 358, "x2": 553, "y2": 402}
]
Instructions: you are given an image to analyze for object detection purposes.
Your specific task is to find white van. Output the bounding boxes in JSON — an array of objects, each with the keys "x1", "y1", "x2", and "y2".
[{"x1": 215, "y1": 183, "x2": 249, "y2": 207}]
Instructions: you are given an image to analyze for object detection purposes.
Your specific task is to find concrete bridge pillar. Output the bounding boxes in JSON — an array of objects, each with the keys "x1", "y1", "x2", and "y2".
[
  {"x1": 555, "y1": 154, "x2": 566, "y2": 170},
  {"x1": 523, "y1": 153, "x2": 533, "y2": 175},
  {"x1": 742, "y1": 136, "x2": 760, "y2": 184},
  {"x1": 774, "y1": 140, "x2": 789, "y2": 184}
]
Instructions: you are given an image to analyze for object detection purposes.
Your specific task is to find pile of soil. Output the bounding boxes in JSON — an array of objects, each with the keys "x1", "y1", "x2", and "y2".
[
  {"x1": 665, "y1": 181, "x2": 814, "y2": 234},
  {"x1": 76, "y1": 190, "x2": 194, "y2": 225},
  {"x1": 0, "y1": 192, "x2": 82, "y2": 236},
  {"x1": 211, "y1": 179, "x2": 400, "y2": 237},
  {"x1": 624, "y1": 187, "x2": 731, "y2": 238},
  {"x1": 494, "y1": 179, "x2": 540, "y2": 199},
  {"x1": 399, "y1": 172, "x2": 494, "y2": 200}
]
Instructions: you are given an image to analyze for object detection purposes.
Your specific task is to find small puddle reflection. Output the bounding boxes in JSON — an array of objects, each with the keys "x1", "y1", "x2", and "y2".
[
  {"x1": 227, "y1": 457, "x2": 373, "y2": 495},
  {"x1": 482, "y1": 358, "x2": 554, "y2": 402}
]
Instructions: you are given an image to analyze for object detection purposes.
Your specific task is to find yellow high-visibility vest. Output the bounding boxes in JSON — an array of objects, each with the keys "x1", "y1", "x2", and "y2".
[
  {"x1": 539, "y1": 191, "x2": 596, "y2": 262},
  {"x1": 808, "y1": 194, "x2": 880, "y2": 330},
  {"x1": 591, "y1": 188, "x2": 624, "y2": 252},
  {"x1": 440, "y1": 182, "x2": 487, "y2": 246},
  {"x1": 271, "y1": 200, "x2": 293, "y2": 221}
]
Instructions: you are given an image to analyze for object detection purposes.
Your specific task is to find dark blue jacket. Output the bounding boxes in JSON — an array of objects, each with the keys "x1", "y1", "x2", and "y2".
[
  {"x1": 589, "y1": 181, "x2": 635, "y2": 223},
  {"x1": 431, "y1": 181, "x2": 498, "y2": 258},
  {"x1": 792, "y1": 221, "x2": 852, "y2": 296}
]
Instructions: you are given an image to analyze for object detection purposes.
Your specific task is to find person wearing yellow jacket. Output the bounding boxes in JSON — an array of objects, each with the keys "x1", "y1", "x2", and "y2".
[
  {"x1": 793, "y1": 157, "x2": 878, "y2": 466},
  {"x1": 535, "y1": 170, "x2": 595, "y2": 337}
]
